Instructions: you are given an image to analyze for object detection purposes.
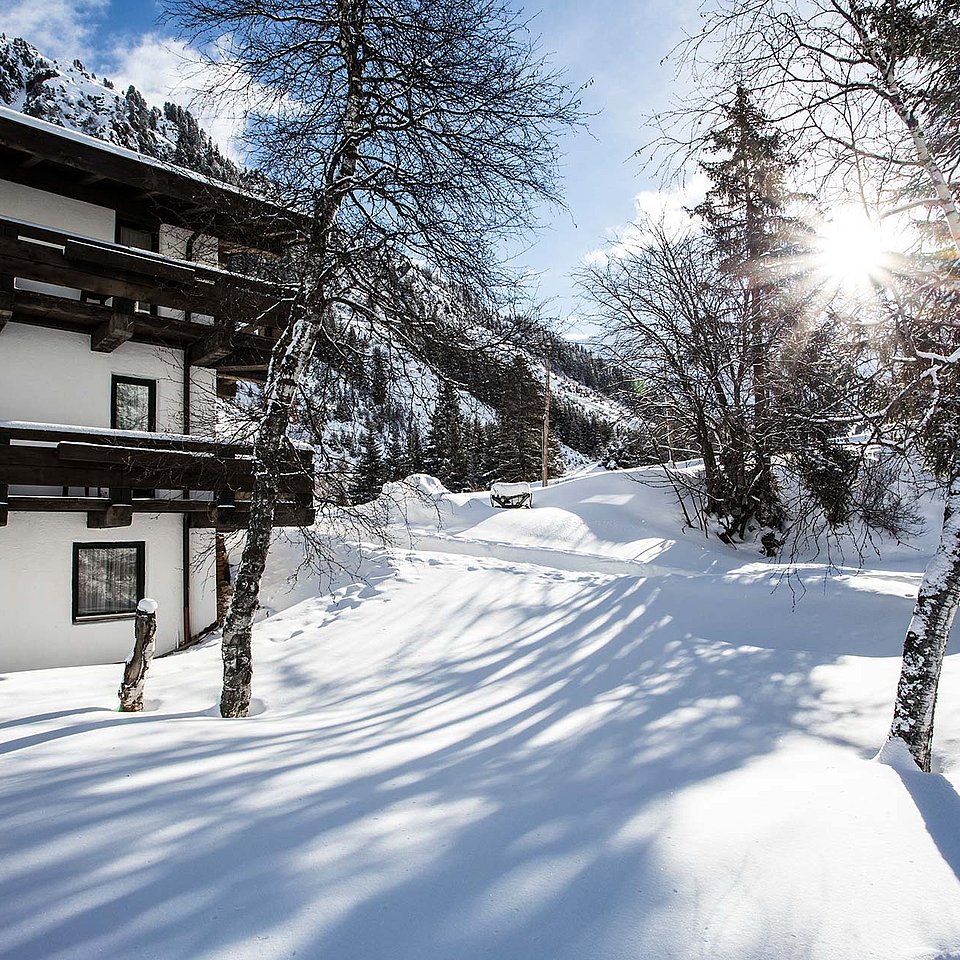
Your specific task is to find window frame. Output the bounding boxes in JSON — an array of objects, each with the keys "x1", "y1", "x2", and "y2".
[
  {"x1": 115, "y1": 220, "x2": 159, "y2": 254},
  {"x1": 111, "y1": 375, "x2": 157, "y2": 433},
  {"x1": 72, "y1": 541, "x2": 146, "y2": 623}
]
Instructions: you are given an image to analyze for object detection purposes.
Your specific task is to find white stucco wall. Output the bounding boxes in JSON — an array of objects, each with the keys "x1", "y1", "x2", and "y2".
[
  {"x1": 0, "y1": 324, "x2": 220, "y2": 671},
  {"x1": 0, "y1": 177, "x2": 116, "y2": 240},
  {"x1": 0, "y1": 323, "x2": 215, "y2": 434},
  {"x1": 0, "y1": 515, "x2": 217, "y2": 672}
]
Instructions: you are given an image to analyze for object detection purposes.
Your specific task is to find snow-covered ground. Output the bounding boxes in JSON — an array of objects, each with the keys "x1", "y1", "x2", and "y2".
[{"x1": 2, "y1": 470, "x2": 959, "y2": 960}]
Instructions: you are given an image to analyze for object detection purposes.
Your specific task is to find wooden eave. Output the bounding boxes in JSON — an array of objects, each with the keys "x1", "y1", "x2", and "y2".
[
  {"x1": 0, "y1": 215, "x2": 292, "y2": 374},
  {"x1": 0, "y1": 110, "x2": 304, "y2": 251}
]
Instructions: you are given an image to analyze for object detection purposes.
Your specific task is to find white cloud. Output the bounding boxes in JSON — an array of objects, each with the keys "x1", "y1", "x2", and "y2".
[
  {"x1": 582, "y1": 173, "x2": 710, "y2": 267},
  {"x1": 4, "y1": 0, "x2": 108, "y2": 60},
  {"x1": 109, "y1": 33, "x2": 250, "y2": 163}
]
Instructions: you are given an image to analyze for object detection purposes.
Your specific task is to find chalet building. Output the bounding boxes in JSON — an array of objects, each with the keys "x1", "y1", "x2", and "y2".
[{"x1": 0, "y1": 106, "x2": 313, "y2": 672}]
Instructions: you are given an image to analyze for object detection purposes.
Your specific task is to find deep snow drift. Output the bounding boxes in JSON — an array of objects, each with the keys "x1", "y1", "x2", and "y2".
[{"x1": 1, "y1": 469, "x2": 958, "y2": 960}]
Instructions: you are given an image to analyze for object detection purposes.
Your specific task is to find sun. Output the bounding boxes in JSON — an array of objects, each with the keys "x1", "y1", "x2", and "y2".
[{"x1": 813, "y1": 207, "x2": 892, "y2": 296}]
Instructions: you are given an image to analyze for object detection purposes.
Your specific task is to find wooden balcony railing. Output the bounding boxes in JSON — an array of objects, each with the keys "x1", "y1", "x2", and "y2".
[
  {"x1": 0, "y1": 421, "x2": 315, "y2": 530},
  {"x1": 0, "y1": 216, "x2": 296, "y2": 380}
]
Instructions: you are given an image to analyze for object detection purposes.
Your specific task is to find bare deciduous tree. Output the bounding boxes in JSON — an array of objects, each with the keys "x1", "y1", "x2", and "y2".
[
  {"x1": 675, "y1": 0, "x2": 960, "y2": 770},
  {"x1": 166, "y1": 0, "x2": 580, "y2": 717}
]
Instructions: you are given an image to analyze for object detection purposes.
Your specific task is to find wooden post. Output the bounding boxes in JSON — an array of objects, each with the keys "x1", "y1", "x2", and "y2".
[
  {"x1": 0, "y1": 433, "x2": 8, "y2": 528},
  {"x1": 541, "y1": 347, "x2": 551, "y2": 488},
  {"x1": 118, "y1": 599, "x2": 158, "y2": 712},
  {"x1": 216, "y1": 533, "x2": 233, "y2": 624}
]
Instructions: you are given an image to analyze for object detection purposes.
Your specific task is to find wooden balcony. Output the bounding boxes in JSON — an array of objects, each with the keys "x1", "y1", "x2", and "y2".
[
  {"x1": 0, "y1": 216, "x2": 295, "y2": 381},
  {"x1": 0, "y1": 421, "x2": 315, "y2": 530}
]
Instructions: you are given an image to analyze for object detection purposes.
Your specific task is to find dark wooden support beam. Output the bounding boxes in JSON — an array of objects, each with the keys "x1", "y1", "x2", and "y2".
[
  {"x1": 7, "y1": 495, "x2": 214, "y2": 514},
  {"x1": 217, "y1": 378, "x2": 238, "y2": 399},
  {"x1": 87, "y1": 503, "x2": 134, "y2": 528},
  {"x1": 0, "y1": 438, "x2": 6, "y2": 528},
  {"x1": 188, "y1": 326, "x2": 234, "y2": 367},
  {"x1": 0, "y1": 278, "x2": 13, "y2": 334},
  {"x1": 91, "y1": 308, "x2": 135, "y2": 352},
  {"x1": 0, "y1": 424, "x2": 314, "y2": 524},
  {"x1": 188, "y1": 503, "x2": 314, "y2": 530}
]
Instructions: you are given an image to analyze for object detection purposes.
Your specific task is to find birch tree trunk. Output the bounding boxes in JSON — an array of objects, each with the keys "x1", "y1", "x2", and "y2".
[
  {"x1": 220, "y1": 4, "x2": 367, "y2": 719},
  {"x1": 887, "y1": 478, "x2": 960, "y2": 770},
  {"x1": 875, "y1": 44, "x2": 960, "y2": 770},
  {"x1": 220, "y1": 313, "x2": 323, "y2": 717}
]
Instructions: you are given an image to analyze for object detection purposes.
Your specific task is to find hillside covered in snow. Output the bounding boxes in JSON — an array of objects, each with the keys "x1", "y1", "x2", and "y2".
[{"x1": 2, "y1": 469, "x2": 958, "y2": 960}]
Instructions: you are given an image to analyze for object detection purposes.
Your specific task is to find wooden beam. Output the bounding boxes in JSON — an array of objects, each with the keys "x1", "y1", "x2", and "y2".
[
  {"x1": 188, "y1": 502, "x2": 314, "y2": 530},
  {"x1": 217, "y1": 378, "x2": 238, "y2": 399},
  {"x1": 65, "y1": 238, "x2": 197, "y2": 284},
  {"x1": 189, "y1": 326, "x2": 235, "y2": 367},
  {"x1": 9, "y1": 496, "x2": 110, "y2": 512},
  {"x1": 0, "y1": 444, "x2": 311, "y2": 498},
  {"x1": 91, "y1": 309, "x2": 135, "y2": 352},
  {"x1": 0, "y1": 280, "x2": 12, "y2": 333},
  {"x1": 0, "y1": 422, "x2": 258, "y2": 456},
  {"x1": 7, "y1": 495, "x2": 212, "y2": 512},
  {"x1": 87, "y1": 504, "x2": 134, "y2": 528}
]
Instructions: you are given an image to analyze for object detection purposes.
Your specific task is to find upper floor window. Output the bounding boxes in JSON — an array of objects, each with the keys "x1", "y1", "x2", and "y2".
[
  {"x1": 117, "y1": 222, "x2": 158, "y2": 253},
  {"x1": 112, "y1": 376, "x2": 157, "y2": 433}
]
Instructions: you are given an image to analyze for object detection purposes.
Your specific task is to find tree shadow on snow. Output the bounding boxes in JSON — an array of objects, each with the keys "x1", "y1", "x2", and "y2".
[
  {"x1": 892, "y1": 764, "x2": 960, "y2": 883},
  {"x1": 0, "y1": 570, "x2": 914, "y2": 960}
]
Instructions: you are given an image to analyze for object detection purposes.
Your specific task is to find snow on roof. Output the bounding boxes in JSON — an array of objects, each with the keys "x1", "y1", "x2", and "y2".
[
  {"x1": 0, "y1": 104, "x2": 261, "y2": 203},
  {"x1": 0, "y1": 420, "x2": 313, "y2": 451}
]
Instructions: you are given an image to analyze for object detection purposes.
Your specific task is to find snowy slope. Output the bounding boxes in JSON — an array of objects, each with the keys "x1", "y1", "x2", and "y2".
[{"x1": 1, "y1": 470, "x2": 958, "y2": 960}]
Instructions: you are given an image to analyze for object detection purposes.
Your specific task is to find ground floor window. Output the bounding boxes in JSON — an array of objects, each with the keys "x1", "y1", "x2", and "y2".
[{"x1": 72, "y1": 542, "x2": 145, "y2": 622}]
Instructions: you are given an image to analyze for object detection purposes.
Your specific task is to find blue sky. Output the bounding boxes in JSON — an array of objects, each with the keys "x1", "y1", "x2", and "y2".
[{"x1": 5, "y1": 0, "x2": 700, "y2": 330}]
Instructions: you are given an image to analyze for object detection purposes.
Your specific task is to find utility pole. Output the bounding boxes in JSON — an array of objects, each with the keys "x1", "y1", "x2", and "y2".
[{"x1": 541, "y1": 345, "x2": 551, "y2": 487}]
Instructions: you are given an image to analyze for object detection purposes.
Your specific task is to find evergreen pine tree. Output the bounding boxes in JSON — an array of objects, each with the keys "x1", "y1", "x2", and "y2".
[
  {"x1": 351, "y1": 421, "x2": 386, "y2": 503},
  {"x1": 405, "y1": 419, "x2": 425, "y2": 475},
  {"x1": 370, "y1": 347, "x2": 389, "y2": 407},
  {"x1": 424, "y1": 380, "x2": 469, "y2": 489},
  {"x1": 386, "y1": 422, "x2": 405, "y2": 480},
  {"x1": 692, "y1": 85, "x2": 797, "y2": 537},
  {"x1": 489, "y1": 356, "x2": 544, "y2": 482}
]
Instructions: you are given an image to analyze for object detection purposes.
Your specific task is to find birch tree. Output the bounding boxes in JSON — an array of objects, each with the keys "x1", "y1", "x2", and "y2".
[
  {"x1": 167, "y1": 0, "x2": 579, "y2": 716},
  {"x1": 684, "y1": 0, "x2": 960, "y2": 769}
]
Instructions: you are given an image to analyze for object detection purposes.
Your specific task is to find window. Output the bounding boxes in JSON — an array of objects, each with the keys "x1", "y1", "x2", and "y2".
[
  {"x1": 72, "y1": 542, "x2": 145, "y2": 621},
  {"x1": 112, "y1": 376, "x2": 156, "y2": 432},
  {"x1": 116, "y1": 222, "x2": 158, "y2": 314},
  {"x1": 117, "y1": 222, "x2": 158, "y2": 253}
]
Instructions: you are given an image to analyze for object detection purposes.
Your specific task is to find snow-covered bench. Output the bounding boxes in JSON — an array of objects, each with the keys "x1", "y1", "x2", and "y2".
[{"x1": 490, "y1": 481, "x2": 533, "y2": 509}]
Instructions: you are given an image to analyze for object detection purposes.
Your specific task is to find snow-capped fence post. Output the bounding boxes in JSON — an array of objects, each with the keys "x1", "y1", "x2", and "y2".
[{"x1": 118, "y1": 598, "x2": 158, "y2": 712}]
